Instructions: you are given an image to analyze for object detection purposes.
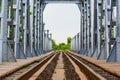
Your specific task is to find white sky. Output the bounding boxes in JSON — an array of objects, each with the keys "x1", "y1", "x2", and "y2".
[{"x1": 43, "y1": 4, "x2": 80, "y2": 44}]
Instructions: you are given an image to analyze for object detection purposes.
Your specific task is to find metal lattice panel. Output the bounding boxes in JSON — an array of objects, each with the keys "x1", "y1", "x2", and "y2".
[{"x1": 42, "y1": 0, "x2": 81, "y2": 3}]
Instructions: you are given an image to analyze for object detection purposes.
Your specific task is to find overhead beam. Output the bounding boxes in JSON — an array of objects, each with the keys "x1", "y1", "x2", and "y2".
[{"x1": 42, "y1": 0, "x2": 81, "y2": 4}]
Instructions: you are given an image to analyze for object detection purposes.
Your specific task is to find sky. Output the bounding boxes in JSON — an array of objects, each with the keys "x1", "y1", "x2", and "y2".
[{"x1": 43, "y1": 4, "x2": 80, "y2": 44}]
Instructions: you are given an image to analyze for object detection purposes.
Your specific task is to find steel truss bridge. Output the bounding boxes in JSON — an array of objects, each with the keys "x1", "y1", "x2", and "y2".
[{"x1": 0, "y1": 0, "x2": 120, "y2": 63}]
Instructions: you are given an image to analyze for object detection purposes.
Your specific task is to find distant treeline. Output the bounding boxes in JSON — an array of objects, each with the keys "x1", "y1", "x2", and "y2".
[{"x1": 52, "y1": 37, "x2": 71, "y2": 50}]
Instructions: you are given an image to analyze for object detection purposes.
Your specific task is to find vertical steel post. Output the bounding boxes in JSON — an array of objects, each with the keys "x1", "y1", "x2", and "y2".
[
  {"x1": 38, "y1": 1, "x2": 40, "y2": 53},
  {"x1": 116, "y1": 0, "x2": 120, "y2": 61},
  {"x1": 40, "y1": 4, "x2": 44, "y2": 53},
  {"x1": 78, "y1": 33, "x2": 80, "y2": 51},
  {"x1": 77, "y1": 3, "x2": 82, "y2": 52},
  {"x1": 0, "y1": 0, "x2": 8, "y2": 63},
  {"x1": 75, "y1": 35, "x2": 78, "y2": 52},
  {"x1": 14, "y1": 0, "x2": 20, "y2": 58},
  {"x1": 87, "y1": 0, "x2": 90, "y2": 55},
  {"x1": 84, "y1": 1, "x2": 87, "y2": 51},
  {"x1": 30, "y1": 0, "x2": 34, "y2": 56},
  {"x1": 105, "y1": 0, "x2": 111, "y2": 58},
  {"x1": 43, "y1": 30, "x2": 45, "y2": 52},
  {"x1": 50, "y1": 33, "x2": 52, "y2": 51},
  {"x1": 23, "y1": 0, "x2": 28, "y2": 56},
  {"x1": 46, "y1": 30, "x2": 49, "y2": 52},
  {"x1": 35, "y1": 0, "x2": 37, "y2": 53},
  {"x1": 90, "y1": 0, "x2": 95, "y2": 55},
  {"x1": 96, "y1": 0, "x2": 102, "y2": 57},
  {"x1": 79, "y1": 3, "x2": 84, "y2": 52}
]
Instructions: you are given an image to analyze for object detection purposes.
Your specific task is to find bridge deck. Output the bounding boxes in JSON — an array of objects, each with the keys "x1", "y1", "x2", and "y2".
[
  {"x1": 71, "y1": 52, "x2": 120, "y2": 77},
  {"x1": 0, "y1": 51, "x2": 120, "y2": 79},
  {"x1": 0, "y1": 52, "x2": 51, "y2": 78}
]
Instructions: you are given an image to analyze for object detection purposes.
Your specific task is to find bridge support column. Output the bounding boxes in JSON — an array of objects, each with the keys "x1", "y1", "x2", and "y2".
[
  {"x1": 77, "y1": 3, "x2": 82, "y2": 53},
  {"x1": 23, "y1": 0, "x2": 32, "y2": 57},
  {"x1": 43, "y1": 30, "x2": 45, "y2": 52},
  {"x1": 96, "y1": 0, "x2": 101, "y2": 59},
  {"x1": 43, "y1": 30, "x2": 47, "y2": 52},
  {"x1": 39, "y1": 4, "x2": 44, "y2": 54},
  {"x1": 29, "y1": 0, "x2": 38, "y2": 56},
  {"x1": 91, "y1": 0, "x2": 98, "y2": 58},
  {"x1": 0, "y1": 0, "x2": 8, "y2": 63},
  {"x1": 104, "y1": 0, "x2": 111, "y2": 59},
  {"x1": 97, "y1": 0, "x2": 107, "y2": 60},
  {"x1": 80, "y1": 4, "x2": 84, "y2": 54},
  {"x1": 14, "y1": 0, "x2": 26, "y2": 59},
  {"x1": 35, "y1": 0, "x2": 39, "y2": 55},
  {"x1": 115, "y1": 0, "x2": 120, "y2": 61},
  {"x1": 86, "y1": 0, "x2": 90, "y2": 56},
  {"x1": 77, "y1": 33, "x2": 80, "y2": 53},
  {"x1": 90, "y1": 0, "x2": 95, "y2": 56},
  {"x1": 46, "y1": 30, "x2": 49, "y2": 52},
  {"x1": 49, "y1": 34, "x2": 52, "y2": 51},
  {"x1": 38, "y1": 1, "x2": 41, "y2": 54},
  {"x1": 72, "y1": 37, "x2": 75, "y2": 52},
  {"x1": 83, "y1": 1, "x2": 87, "y2": 54},
  {"x1": 107, "y1": 0, "x2": 120, "y2": 62}
]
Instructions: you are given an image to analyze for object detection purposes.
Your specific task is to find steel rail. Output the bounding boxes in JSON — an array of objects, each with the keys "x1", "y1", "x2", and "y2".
[
  {"x1": 14, "y1": 52, "x2": 57, "y2": 80},
  {"x1": 66, "y1": 52, "x2": 106, "y2": 80}
]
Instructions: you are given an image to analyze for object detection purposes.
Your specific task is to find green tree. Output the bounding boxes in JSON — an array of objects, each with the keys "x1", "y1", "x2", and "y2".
[
  {"x1": 66, "y1": 37, "x2": 71, "y2": 50},
  {"x1": 52, "y1": 40, "x2": 58, "y2": 50},
  {"x1": 52, "y1": 37, "x2": 71, "y2": 51},
  {"x1": 67, "y1": 37, "x2": 71, "y2": 44},
  {"x1": 58, "y1": 43, "x2": 66, "y2": 50}
]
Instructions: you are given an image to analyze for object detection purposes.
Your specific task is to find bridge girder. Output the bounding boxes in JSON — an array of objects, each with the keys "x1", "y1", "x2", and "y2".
[
  {"x1": 71, "y1": 0, "x2": 120, "y2": 62},
  {"x1": 0, "y1": 0, "x2": 120, "y2": 64}
]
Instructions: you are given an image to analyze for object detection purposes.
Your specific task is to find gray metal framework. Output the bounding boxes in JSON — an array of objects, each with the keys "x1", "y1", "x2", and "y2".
[
  {"x1": 0, "y1": 0, "x2": 52, "y2": 64},
  {"x1": 0, "y1": 0, "x2": 120, "y2": 63},
  {"x1": 71, "y1": 0, "x2": 120, "y2": 62}
]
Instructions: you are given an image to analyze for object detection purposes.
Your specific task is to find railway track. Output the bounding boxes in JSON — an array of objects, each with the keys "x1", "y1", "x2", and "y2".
[
  {"x1": 1, "y1": 52, "x2": 56, "y2": 80},
  {"x1": 1, "y1": 51, "x2": 120, "y2": 80},
  {"x1": 67, "y1": 51, "x2": 120, "y2": 80}
]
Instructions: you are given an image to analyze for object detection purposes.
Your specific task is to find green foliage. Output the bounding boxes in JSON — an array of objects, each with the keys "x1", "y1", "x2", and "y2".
[
  {"x1": 9, "y1": 26, "x2": 13, "y2": 38},
  {"x1": 52, "y1": 40, "x2": 58, "y2": 50},
  {"x1": 29, "y1": 11, "x2": 32, "y2": 15},
  {"x1": 52, "y1": 37, "x2": 71, "y2": 51},
  {"x1": 12, "y1": 0, "x2": 14, "y2": 4},
  {"x1": 67, "y1": 37, "x2": 71, "y2": 44},
  {"x1": 111, "y1": 28, "x2": 114, "y2": 38},
  {"x1": 0, "y1": 0, "x2": 2, "y2": 12}
]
